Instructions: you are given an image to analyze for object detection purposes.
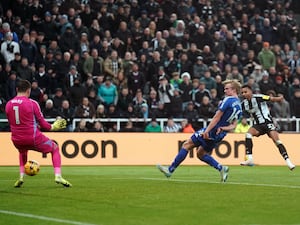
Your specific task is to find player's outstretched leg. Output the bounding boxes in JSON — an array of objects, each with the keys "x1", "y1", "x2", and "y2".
[{"x1": 276, "y1": 140, "x2": 295, "y2": 170}]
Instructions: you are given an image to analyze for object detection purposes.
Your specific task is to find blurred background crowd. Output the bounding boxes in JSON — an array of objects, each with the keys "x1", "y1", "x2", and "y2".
[{"x1": 0, "y1": 0, "x2": 300, "y2": 132}]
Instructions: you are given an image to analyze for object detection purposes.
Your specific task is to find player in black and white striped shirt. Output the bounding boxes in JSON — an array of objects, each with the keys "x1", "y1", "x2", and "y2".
[{"x1": 240, "y1": 84, "x2": 295, "y2": 170}]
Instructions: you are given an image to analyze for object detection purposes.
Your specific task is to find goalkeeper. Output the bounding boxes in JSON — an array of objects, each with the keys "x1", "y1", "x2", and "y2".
[{"x1": 5, "y1": 79, "x2": 72, "y2": 188}]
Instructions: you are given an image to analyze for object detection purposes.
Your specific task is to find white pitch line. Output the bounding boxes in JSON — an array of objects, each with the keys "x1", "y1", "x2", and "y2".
[
  {"x1": 113, "y1": 177, "x2": 300, "y2": 189},
  {"x1": 0, "y1": 210, "x2": 99, "y2": 225}
]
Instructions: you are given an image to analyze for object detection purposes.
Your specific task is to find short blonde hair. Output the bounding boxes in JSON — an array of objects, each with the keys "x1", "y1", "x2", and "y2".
[{"x1": 222, "y1": 79, "x2": 242, "y2": 94}]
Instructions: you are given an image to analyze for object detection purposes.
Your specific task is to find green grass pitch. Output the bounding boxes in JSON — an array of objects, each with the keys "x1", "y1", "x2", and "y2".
[{"x1": 0, "y1": 165, "x2": 299, "y2": 225}]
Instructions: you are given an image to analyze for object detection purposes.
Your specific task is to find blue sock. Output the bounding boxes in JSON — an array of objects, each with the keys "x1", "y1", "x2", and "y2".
[
  {"x1": 169, "y1": 148, "x2": 188, "y2": 173},
  {"x1": 201, "y1": 154, "x2": 222, "y2": 171}
]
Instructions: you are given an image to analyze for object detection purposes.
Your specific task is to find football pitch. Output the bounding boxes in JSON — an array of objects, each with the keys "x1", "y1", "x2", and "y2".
[{"x1": 0, "y1": 166, "x2": 299, "y2": 225}]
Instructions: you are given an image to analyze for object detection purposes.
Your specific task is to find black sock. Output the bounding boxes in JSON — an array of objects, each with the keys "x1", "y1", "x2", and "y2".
[
  {"x1": 245, "y1": 138, "x2": 253, "y2": 155},
  {"x1": 277, "y1": 144, "x2": 289, "y2": 160}
]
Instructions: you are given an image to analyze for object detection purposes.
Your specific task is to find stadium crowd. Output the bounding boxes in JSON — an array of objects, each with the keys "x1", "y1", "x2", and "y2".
[{"x1": 0, "y1": 0, "x2": 300, "y2": 132}]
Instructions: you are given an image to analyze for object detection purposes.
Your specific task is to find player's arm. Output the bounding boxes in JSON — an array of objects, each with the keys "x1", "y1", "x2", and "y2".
[
  {"x1": 218, "y1": 119, "x2": 238, "y2": 133},
  {"x1": 202, "y1": 109, "x2": 223, "y2": 139},
  {"x1": 270, "y1": 95, "x2": 284, "y2": 102},
  {"x1": 261, "y1": 94, "x2": 283, "y2": 102},
  {"x1": 32, "y1": 100, "x2": 52, "y2": 130}
]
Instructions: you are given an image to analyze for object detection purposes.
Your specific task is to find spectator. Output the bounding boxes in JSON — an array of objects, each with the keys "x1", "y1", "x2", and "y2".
[
  {"x1": 287, "y1": 52, "x2": 300, "y2": 75},
  {"x1": 56, "y1": 51, "x2": 73, "y2": 87},
  {"x1": 178, "y1": 52, "x2": 193, "y2": 76},
  {"x1": 198, "y1": 95, "x2": 216, "y2": 119},
  {"x1": 42, "y1": 11, "x2": 58, "y2": 42},
  {"x1": 117, "y1": 87, "x2": 133, "y2": 116},
  {"x1": 0, "y1": 22, "x2": 19, "y2": 43},
  {"x1": 250, "y1": 64, "x2": 263, "y2": 83},
  {"x1": 119, "y1": 120, "x2": 140, "y2": 132},
  {"x1": 29, "y1": 80, "x2": 43, "y2": 104},
  {"x1": 106, "y1": 104, "x2": 120, "y2": 118},
  {"x1": 183, "y1": 101, "x2": 199, "y2": 130},
  {"x1": 97, "y1": 76, "x2": 118, "y2": 110},
  {"x1": 163, "y1": 117, "x2": 181, "y2": 133},
  {"x1": 64, "y1": 65, "x2": 82, "y2": 90},
  {"x1": 258, "y1": 70, "x2": 275, "y2": 94},
  {"x1": 273, "y1": 93, "x2": 291, "y2": 131},
  {"x1": 193, "y1": 56, "x2": 208, "y2": 79},
  {"x1": 68, "y1": 77, "x2": 87, "y2": 108},
  {"x1": 17, "y1": 57, "x2": 34, "y2": 82},
  {"x1": 127, "y1": 63, "x2": 145, "y2": 96},
  {"x1": 95, "y1": 104, "x2": 106, "y2": 119},
  {"x1": 234, "y1": 117, "x2": 251, "y2": 133},
  {"x1": 258, "y1": 42, "x2": 276, "y2": 70},
  {"x1": 147, "y1": 88, "x2": 159, "y2": 117},
  {"x1": 179, "y1": 72, "x2": 193, "y2": 111},
  {"x1": 73, "y1": 119, "x2": 89, "y2": 132},
  {"x1": 144, "y1": 117, "x2": 161, "y2": 132},
  {"x1": 75, "y1": 97, "x2": 96, "y2": 119},
  {"x1": 42, "y1": 99, "x2": 59, "y2": 119},
  {"x1": 52, "y1": 88, "x2": 66, "y2": 109},
  {"x1": 58, "y1": 26, "x2": 80, "y2": 55},
  {"x1": 34, "y1": 63, "x2": 50, "y2": 94},
  {"x1": 89, "y1": 121, "x2": 106, "y2": 132},
  {"x1": 224, "y1": 31, "x2": 238, "y2": 59},
  {"x1": 290, "y1": 89, "x2": 300, "y2": 118},
  {"x1": 180, "y1": 118, "x2": 195, "y2": 133},
  {"x1": 147, "y1": 51, "x2": 164, "y2": 91},
  {"x1": 10, "y1": 52, "x2": 22, "y2": 72},
  {"x1": 5, "y1": 70, "x2": 18, "y2": 101},
  {"x1": 83, "y1": 49, "x2": 104, "y2": 80},
  {"x1": 200, "y1": 70, "x2": 217, "y2": 90},
  {"x1": 103, "y1": 50, "x2": 124, "y2": 80},
  {"x1": 1, "y1": 32, "x2": 20, "y2": 64},
  {"x1": 169, "y1": 88, "x2": 183, "y2": 118},
  {"x1": 274, "y1": 75, "x2": 289, "y2": 100},
  {"x1": 158, "y1": 75, "x2": 175, "y2": 116},
  {"x1": 19, "y1": 33, "x2": 37, "y2": 65},
  {"x1": 226, "y1": 66, "x2": 244, "y2": 84}
]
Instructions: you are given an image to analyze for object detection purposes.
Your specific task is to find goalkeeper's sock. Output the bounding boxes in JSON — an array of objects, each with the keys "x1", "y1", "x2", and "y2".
[
  {"x1": 169, "y1": 148, "x2": 188, "y2": 173},
  {"x1": 51, "y1": 145, "x2": 62, "y2": 168},
  {"x1": 200, "y1": 154, "x2": 222, "y2": 171}
]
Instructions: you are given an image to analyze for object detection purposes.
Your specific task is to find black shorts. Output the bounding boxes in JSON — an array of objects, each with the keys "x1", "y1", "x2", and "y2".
[{"x1": 252, "y1": 122, "x2": 276, "y2": 135}]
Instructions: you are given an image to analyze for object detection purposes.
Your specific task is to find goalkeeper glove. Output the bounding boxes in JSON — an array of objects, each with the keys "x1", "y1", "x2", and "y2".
[{"x1": 51, "y1": 118, "x2": 67, "y2": 131}]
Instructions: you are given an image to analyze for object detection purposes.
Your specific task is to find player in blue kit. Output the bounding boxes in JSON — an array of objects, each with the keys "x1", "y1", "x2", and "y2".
[{"x1": 157, "y1": 79, "x2": 242, "y2": 182}]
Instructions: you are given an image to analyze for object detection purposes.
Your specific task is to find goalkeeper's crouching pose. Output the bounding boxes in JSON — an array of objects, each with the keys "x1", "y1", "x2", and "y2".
[{"x1": 5, "y1": 79, "x2": 72, "y2": 188}]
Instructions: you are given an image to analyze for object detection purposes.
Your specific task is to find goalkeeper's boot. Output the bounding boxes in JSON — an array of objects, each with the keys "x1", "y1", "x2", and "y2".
[
  {"x1": 14, "y1": 178, "x2": 24, "y2": 188},
  {"x1": 157, "y1": 164, "x2": 172, "y2": 178},
  {"x1": 220, "y1": 166, "x2": 229, "y2": 182},
  {"x1": 240, "y1": 159, "x2": 254, "y2": 166},
  {"x1": 55, "y1": 176, "x2": 72, "y2": 187}
]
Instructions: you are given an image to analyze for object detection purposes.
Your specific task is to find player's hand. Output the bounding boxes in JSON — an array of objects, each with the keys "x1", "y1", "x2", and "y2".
[
  {"x1": 51, "y1": 118, "x2": 67, "y2": 131},
  {"x1": 202, "y1": 132, "x2": 210, "y2": 140},
  {"x1": 216, "y1": 127, "x2": 223, "y2": 135}
]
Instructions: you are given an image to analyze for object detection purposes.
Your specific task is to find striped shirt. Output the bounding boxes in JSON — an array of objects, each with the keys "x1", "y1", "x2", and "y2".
[{"x1": 241, "y1": 94, "x2": 272, "y2": 124}]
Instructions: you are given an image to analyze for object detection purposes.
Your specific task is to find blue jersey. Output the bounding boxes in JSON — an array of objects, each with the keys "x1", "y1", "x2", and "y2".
[
  {"x1": 212, "y1": 96, "x2": 242, "y2": 136},
  {"x1": 191, "y1": 96, "x2": 242, "y2": 151}
]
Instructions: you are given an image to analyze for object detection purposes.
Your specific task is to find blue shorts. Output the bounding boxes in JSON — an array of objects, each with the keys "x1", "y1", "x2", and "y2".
[{"x1": 190, "y1": 128, "x2": 226, "y2": 152}]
